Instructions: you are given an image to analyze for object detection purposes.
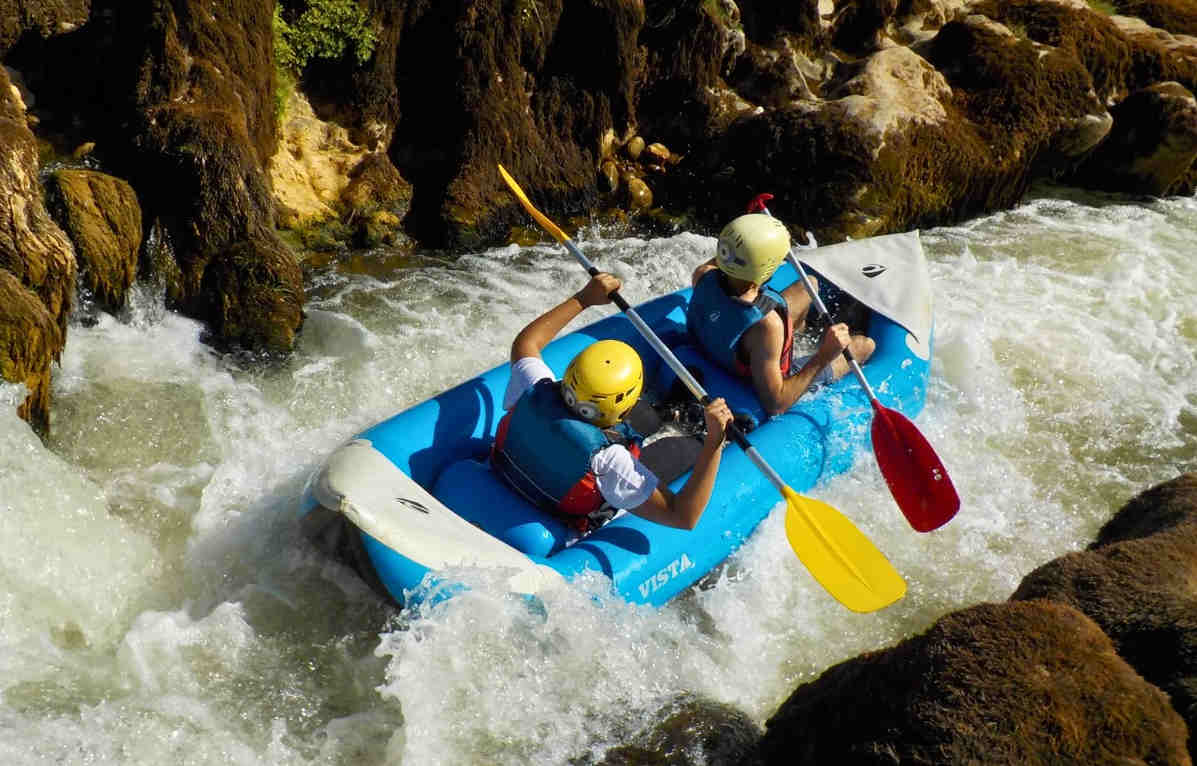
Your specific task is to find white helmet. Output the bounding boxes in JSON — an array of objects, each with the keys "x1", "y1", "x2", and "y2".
[{"x1": 715, "y1": 213, "x2": 790, "y2": 284}]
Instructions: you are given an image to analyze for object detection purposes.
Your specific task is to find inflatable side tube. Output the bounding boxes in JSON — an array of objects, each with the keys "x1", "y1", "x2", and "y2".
[{"x1": 310, "y1": 439, "x2": 565, "y2": 600}]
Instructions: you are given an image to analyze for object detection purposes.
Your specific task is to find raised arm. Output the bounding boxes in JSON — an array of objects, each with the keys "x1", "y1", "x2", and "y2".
[{"x1": 511, "y1": 273, "x2": 621, "y2": 361}]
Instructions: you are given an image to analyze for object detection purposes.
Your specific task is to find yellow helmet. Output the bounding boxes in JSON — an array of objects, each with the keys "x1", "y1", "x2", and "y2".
[
  {"x1": 561, "y1": 340, "x2": 644, "y2": 427},
  {"x1": 715, "y1": 213, "x2": 790, "y2": 284}
]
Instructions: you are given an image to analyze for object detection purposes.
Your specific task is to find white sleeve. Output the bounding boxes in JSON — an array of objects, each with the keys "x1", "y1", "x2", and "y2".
[
  {"x1": 591, "y1": 444, "x2": 659, "y2": 510},
  {"x1": 503, "y1": 357, "x2": 556, "y2": 410}
]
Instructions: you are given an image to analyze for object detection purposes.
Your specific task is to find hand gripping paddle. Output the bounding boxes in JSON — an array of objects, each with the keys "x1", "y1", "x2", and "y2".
[
  {"x1": 748, "y1": 193, "x2": 960, "y2": 533},
  {"x1": 498, "y1": 165, "x2": 906, "y2": 612}
]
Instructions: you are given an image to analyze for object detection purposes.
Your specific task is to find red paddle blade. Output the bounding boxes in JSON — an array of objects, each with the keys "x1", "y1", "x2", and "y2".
[
  {"x1": 870, "y1": 404, "x2": 960, "y2": 532},
  {"x1": 746, "y1": 193, "x2": 774, "y2": 213}
]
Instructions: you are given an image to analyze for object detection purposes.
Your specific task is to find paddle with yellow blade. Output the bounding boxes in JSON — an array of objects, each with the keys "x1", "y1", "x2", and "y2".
[
  {"x1": 747, "y1": 193, "x2": 960, "y2": 533},
  {"x1": 497, "y1": 164, "x2": 905, "y2": 613}
]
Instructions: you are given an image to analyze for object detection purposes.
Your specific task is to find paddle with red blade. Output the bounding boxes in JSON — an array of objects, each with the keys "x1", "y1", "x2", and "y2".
[
  {"x1": 499, "y1": 165, "x2": 906, "y2": 613},
  {"x1": 748, "y1": 193, "x2": 959, "y2": 532}
]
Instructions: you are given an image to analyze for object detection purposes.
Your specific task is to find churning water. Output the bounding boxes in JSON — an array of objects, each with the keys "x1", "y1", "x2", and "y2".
[{"x1": 1, "y1": 187, "x2": 1194, "y2": 764}]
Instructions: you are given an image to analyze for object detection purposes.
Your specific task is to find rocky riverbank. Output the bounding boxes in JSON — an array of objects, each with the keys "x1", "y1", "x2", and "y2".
[
  {"x1": 3, "y1": 0, "x2": 1196, "y2": 434},
  {"x1": 1, "y1": 3, "x2": 1195, "y2": 762},
  {"x1": 600, "y1": 474, "x2": 1197, "y2": 765}
]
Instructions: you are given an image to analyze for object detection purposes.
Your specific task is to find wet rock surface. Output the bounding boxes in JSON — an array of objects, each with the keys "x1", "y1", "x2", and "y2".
[
  {"x1": 1, "y1": 7, "x2": 1196, "y2": 762},
  {"x1": 751, "y1": 598, "x2": 1191, "y2": 765},
  {"x1": 1013, "y1": 473, "x2": 1197, "y2": 757},
  {"x1": 44, "y1": 168, "x2": 141, "y2": 314},
  {"x1": 0, "y1": 63, "x2": 75, "y2": 435}
]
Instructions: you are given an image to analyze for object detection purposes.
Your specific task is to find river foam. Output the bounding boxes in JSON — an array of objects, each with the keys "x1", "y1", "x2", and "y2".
[{"x1": 0, "y1": 189, "x2": 1193, "y2": 764}]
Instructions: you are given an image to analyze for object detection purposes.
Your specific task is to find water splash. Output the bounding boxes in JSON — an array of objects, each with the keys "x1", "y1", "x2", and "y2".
[{"x1": 1, "y1": 190, "x2": 1194, "y2": 764}]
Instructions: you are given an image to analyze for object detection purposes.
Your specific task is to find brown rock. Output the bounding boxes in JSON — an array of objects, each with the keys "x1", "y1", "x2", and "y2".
[
  {"x1": 645, "y1": 141, "x2": 671, "y2": 163},
  {"x1": 1070, "y1": 82, "x2": 1197, "y2": 196},
  {"x1": 626, "y1": 135, "x2": 646, "y2": 160},
  {"x1": 727, "y1": 38, "x2": 821, "y2": 107},
  {"x1": 197, "y1": 236, "x2": 304, "y2": 352},
  {"x1": 0, "y1": 0, "x2": 89, "y2": 56},
  {"x1": 599, "y1": 694, "x2": 761, "y2": 765},
  {"x1": 45, "y1": 169, "x2": 142, "y2": 313},
  {"x1": 391, "y1": 0, "x2": 643, "y2": 246},
  {"x1": 599, "y1": 159, "x2": 620, "y2": 192},
  {"x1": 626, "y1": 176, "x2": 653, "y2": 210},
  {"x1": 1092, "y1": 472, "x2": 1197, "y2": 545},
  {"x1": 0, "y1": 271, "x2": 62, "y2": 436},
  {"x1": 0, "y1": 65, "x2": 75, "y2": 434},
  {"x1": 831, "y1": 0, "x2": 899, "y2": 54},
  {"x1": 737, "y1": 2, "x2": 822, "y2": 45},
  {"x1": 1012, "y1": 474, "x2": 1197, "y2": 751},
  {"x1": 114, "y1": 0, "x2": 302, "y2": 351},
  {"x1": 341, "y1": 152, "x2": 412, "y2": 215},
  {"x1": 753, "y1": 601, "x2": 1190, "y2": 765},
  {"x1": 1113, "y1": 0, "x2": 1197, "y2": 36},
  {"x1": 892, "y1": 0, "x2": 973, "y2": 45}
]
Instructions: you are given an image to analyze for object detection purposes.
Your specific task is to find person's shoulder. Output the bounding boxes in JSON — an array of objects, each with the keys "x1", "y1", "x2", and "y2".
[
  {"x1": 745, "y1": 308, "x2": 784, "y2": 340},
  {"x1": 740, "y1": 309, "x2": 784, "y2": 362},
  {"x1": 692, "y1": 261, "x2": 719, "y2": 285},
  {"x1": 503, "y1": 356, "x2": 556, "y2": 410},
  {"x1": 512, "y1": 356, "x2": 554, "y2": 382}
]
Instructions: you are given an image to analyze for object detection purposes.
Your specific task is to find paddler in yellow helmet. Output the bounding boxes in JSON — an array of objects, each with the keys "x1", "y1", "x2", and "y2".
[
  {"x1": 492, "y1": 272, "x2": 733, "y2": 533},
  {"x1": 686, "y1": 214, "x2": 875, "y2": 415}
]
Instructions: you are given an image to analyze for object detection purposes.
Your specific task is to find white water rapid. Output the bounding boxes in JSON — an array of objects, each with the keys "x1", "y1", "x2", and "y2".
[{"x1": 1, "y1": 187, "x2": 1194, "y2": 764}]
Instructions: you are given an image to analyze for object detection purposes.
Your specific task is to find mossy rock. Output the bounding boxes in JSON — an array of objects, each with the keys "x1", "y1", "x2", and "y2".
[{"x1": 44, "y1": 169, "x2": 142, "y2": 314}]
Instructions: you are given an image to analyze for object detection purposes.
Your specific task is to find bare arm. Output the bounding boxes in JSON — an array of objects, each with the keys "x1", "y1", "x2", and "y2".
[
  {"x1": 627, "y1": 398, "x2": 733, "y2": 530},
  {"x1": 744, "y1": 316, "x2": 849, "y2": 415},
  {"x1": 511, "y1": 273, "x2": 621, "y2": 361},
  {"x1": 779, "y1": 275, "x2": 817, "y2": 333}
]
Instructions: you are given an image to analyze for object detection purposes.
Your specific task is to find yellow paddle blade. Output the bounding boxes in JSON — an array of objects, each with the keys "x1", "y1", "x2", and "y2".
[
  {"x1": 783, "y1": 487, "x2": 906, "y2": 613},
  {"x1": 497, "y1": 164, "x2": 572, "y2": 244}
]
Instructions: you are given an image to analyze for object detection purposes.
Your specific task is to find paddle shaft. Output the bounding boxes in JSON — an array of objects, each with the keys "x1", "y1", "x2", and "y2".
[
  {"x1": 499, "y1": 165, "x2": 907, "y2": 610},
  {"x1": 761, "y1": 209, "x2": 882, "y2": 406},
  {"x1": 558, "y1": 238, "x2": 788, "y2": 494},
  {"x1": 752, "y1": 201, "x2": 959, "y2": 532}
]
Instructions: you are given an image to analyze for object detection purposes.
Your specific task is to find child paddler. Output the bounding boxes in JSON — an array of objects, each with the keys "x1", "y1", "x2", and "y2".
[
  {"x1": 686, "y1": 214, "x2": 875, "y2": 415},
  {"x1": 491, "y1": 272, "x2": 733, "y2": 534}
]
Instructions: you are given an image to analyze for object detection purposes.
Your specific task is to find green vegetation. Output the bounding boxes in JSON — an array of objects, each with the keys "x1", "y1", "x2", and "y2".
[
  {"x1": 272, "y1": 0, "x2": 378, "y2": 121},
  {"x1": 273, "y1": 0, "x2": 379, "y2": 73}
]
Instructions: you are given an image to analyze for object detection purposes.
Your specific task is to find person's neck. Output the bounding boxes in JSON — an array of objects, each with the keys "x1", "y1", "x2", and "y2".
[{"x1": 723, "y1": 273, "x2": 759, "y2": 302}]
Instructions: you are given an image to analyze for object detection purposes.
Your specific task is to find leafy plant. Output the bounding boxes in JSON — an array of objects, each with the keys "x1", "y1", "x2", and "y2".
[{"x1": 273, "y1": 0, "x2": 378, "y2": 73}]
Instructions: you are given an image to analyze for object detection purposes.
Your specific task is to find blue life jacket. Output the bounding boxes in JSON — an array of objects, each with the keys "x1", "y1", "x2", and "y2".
[
  {"x1": 491, "y1": 379, "x2": 641, "y2": 529},
  {"x1": 686, "y1": 270, "x2": 793, "y2": 376}
]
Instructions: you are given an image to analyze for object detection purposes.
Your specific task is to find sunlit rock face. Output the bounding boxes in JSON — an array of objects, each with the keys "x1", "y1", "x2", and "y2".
[
  {"x1": 0, "y1": 65, "x2": 75, "y2": 435},
  {"x1": 269, "y1": 89, "x2": 412, "y2": 249},
  {"x1": 119, "y1": 0, "x2": 303, "y2": 352},
  {"x1": 1013, "y1": 473, "x2": 1197, "y2": 755},
  {"x1": 1112, "y1": 0, "x2": 1197, "y2": 36},
  {"x1": 751, "y1": 600, "x2": 1190, "y2": 765},
  {"x1": 7, "y1": 0, "x2": 304, "y2": 352},
  {"x1": 0, "y1": 0, "x2": 90, "y2": 55}
]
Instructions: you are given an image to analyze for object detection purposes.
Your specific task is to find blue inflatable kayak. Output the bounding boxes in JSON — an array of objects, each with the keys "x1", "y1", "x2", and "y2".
[{"x1": 298, "y1": 233, "x2": 934, "y2": 608}]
